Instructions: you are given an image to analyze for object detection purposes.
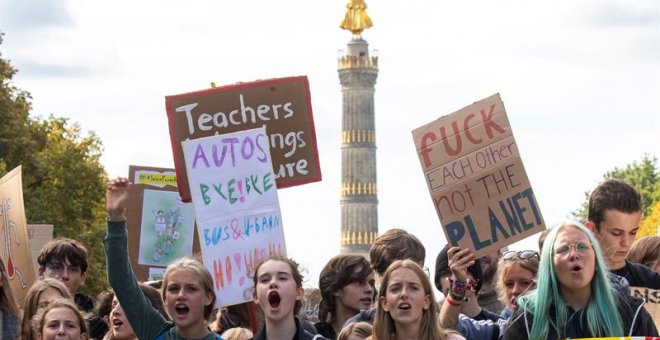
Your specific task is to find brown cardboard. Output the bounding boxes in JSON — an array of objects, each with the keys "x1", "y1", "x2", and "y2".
[
  {"x1": 165, "y1": 76, "x2": 322, "y2": 201},
  {"x1": 412, "y1": 94, "x2": 545, "y2": 257},
  {"x1": 127, "y1": 165, "x2": 201, "y2": 281},
  {"x1": 0, "y1": 166, "x2": 37, "y2": 305},
  {"x1": 27, "y1": 224, "x2": 54, "y2": 276},
  {"x1": 630, "y1": 287, "x2": 660, "y2": 331}
]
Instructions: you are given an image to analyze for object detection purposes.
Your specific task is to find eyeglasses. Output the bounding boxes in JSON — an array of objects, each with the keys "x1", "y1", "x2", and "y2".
[
  {"x1": 554, "y1": 241, "x2": 593, "y2": 257},
  {"x1": 503, "y1": 250, "x2": 539, "y2": 261}
]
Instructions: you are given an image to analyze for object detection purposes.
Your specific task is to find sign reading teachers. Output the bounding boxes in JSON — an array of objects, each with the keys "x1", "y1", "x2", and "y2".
[
  {"x1": 166, "y1": 76, "x2": 322, "y2": 202},
  {"x1": 182, "y1": 127, "x2": 286, "y2": 307},
  {"x1": 412, "y1": 94, "x2": 545, "y2": 257}
]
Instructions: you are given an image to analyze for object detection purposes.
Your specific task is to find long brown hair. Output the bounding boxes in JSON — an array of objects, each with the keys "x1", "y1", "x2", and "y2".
[{"x1": 374, "y1": 260, "x2": 446, "y2": 340}]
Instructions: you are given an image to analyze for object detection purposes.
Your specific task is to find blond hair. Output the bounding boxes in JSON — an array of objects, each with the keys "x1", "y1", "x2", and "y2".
[
  {"x1": 32, "y1": 298, "x2": 88, "y2": 340},
  {"x1": 162, "y1": 256, "x2": 216, "y2": 320},
  {"x1": 374, "y1": 260, "x2": 455, "y2": 340},
  {"x1": 220, "y1": 327, "x2": 254, "y2": 340},
  {"x1": 627, "y1": 235, "x2": 660, "y2": 269},
  {"x1": 338, "y1": 321, "x2": 373, "y2": 340}
]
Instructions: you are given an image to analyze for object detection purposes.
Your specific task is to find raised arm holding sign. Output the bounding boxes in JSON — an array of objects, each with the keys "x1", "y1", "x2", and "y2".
[{"x1": 412, "y1": 93, "x2": 545, "y2": 257}]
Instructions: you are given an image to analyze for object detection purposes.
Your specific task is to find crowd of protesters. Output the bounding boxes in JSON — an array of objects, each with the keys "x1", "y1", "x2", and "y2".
[{"x1": 0, "y1": 178, "x2": 658, "y2": 339}]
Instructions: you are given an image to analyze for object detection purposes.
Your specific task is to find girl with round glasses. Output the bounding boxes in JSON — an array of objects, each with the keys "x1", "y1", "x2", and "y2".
[{"x1": 503, "y1": 221, "x2": 658, "y2": 339}]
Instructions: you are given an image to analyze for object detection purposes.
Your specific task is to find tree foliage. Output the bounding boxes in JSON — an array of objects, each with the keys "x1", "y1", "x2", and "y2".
[
  {"x1": 639, "y1": 201, "x2": 660, "y2": 238},
  {"x1": 573, "y1": 155, "x2": 660, "y2": 239},
  {"x1": 0, "y1": 36, "x2": 109, "y2": 297}
]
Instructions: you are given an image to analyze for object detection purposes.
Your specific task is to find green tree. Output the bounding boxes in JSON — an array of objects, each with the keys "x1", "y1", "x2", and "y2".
[
  {"x1": 0, "y1": 35, "x2": 34, "y2": 175},
  {"x1": 0, "y1": 35, "x2": 109, "y2": 297},
  {"x1": 639, "y1": 201, "x2": 660, "y2": 238},
  {"x1": 23, "y1": 117, "x2": 109, "y2": 296},
  {"x1": 573, "y1": 155, "x2": 660, "y2": 237}
]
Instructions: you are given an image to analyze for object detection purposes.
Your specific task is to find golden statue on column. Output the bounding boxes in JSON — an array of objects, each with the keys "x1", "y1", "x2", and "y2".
[{"x1": 340, "y1": 0, "x2": 373, "y2": 36}]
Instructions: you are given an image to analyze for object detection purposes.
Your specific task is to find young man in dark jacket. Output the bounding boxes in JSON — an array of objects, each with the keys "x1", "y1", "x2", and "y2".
[{"x1": 585, "y1": 179, "x2": 660, "y2": 289}]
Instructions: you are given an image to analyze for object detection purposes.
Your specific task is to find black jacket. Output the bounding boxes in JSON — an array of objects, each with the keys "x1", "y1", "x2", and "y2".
[
  {"x1": 313, "y1": 322, "x2": 336, "y2": 340},
  {"x1": 611, "y1": 260, "x2": 660, "y2": 289},
  {"x1": 254, "y1": 318, "x2": 328, "y2": 340},
  {"x1": 504, "y1": 292, "x2": 658, "y2": 340},
  {"x1": 75, "y1": 292, "x2": 109, "y2": 340}
]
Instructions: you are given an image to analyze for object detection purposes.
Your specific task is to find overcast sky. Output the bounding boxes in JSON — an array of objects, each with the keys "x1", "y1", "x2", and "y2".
[{"x1": 2, "y1": 0, "x2": 658, "y2": 292}]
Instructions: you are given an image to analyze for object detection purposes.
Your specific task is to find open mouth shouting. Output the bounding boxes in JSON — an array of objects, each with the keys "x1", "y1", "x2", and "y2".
[
  {"x1": 111, "y1": 317, "x2": 124, "y2": 329},
  {"x1": 175, "y1": 303, "x2": 190, "y2": 318},
  {"x1": 268, "y1": 291, "x2": 281, "y2": 310},
  {"x1": 397, "y1": 302, "x2": 412, "y2": 313},
  {"x1": 570, "y1": 264, "x2": 583, "y2": 274}
]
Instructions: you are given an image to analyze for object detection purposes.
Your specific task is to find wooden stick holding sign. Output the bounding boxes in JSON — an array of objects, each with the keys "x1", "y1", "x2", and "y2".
[
  {"x1": 182, "y1": 127, "x2": 286, "y2": 307},
  {"x1": 412, "y1": 94, "x2": 545, "y2": 257}
]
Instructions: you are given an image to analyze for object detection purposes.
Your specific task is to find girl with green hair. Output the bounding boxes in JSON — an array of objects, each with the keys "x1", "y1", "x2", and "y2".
[{"x1": 503, "y1": 221, "x2": 657, "y2": 339}]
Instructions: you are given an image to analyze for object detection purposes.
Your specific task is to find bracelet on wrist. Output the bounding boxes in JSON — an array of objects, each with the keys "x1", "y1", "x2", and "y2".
[
  {"x1": 449, "y1": 290, "x2": 468, "y2": 303},
  {"x1": 446, "y1": 295, "x2": 462, "y2": 307},
  {"x1": 449, "y1": 277, "x2": 468, "y2": 290}
]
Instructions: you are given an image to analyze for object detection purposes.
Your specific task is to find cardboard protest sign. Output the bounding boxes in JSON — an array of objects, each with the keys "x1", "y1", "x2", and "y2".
[
  {"x1": 630, "y1": 287, "x2": 660, "y2": 331},
  {"x1": 412, "y1": 94, "x2": 545, "y2": 257},
  {"x1": 27, "y1": 224, "x2": 54, "y2": 276},
  {"x1": 182, "y1": 127, "x2": 286, "y2": 307},
  {"x1": 166, "y1": 76, "x2": 321, "y2": 202},
  {"x1": 0, "y1": 166, "x2": 36, "y2": 305},
  {"x1": 126, "y1": 166, "x2": 201, "y2": 281}
]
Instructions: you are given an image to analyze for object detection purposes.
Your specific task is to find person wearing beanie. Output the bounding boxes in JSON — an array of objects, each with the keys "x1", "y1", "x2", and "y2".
[{"x1": 434, "y1": 244, "x2": 499, "y2": 322}]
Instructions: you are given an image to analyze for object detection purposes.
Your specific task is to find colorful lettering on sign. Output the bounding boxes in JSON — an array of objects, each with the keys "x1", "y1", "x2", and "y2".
[
  {"x1": 203, "y1": 215, "x2": 281, "y2": 246},
  {"x1": 199, "y1": 173, "x2": 274, "y2": 206},
  {"x1": 212, "y1": 243, "x2": 284, "y2": 290},
  {"x1": 191, "y1": 134, "x2": 268, "y2": 169},
  {"x1": 419, "y1": 104, "x2": 507, "y2": 168}
]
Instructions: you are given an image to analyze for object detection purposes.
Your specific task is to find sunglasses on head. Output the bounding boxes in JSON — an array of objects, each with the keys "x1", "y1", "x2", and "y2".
[{"x1": 502, "y1": 250, "x2": 539, "y2": 261}]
